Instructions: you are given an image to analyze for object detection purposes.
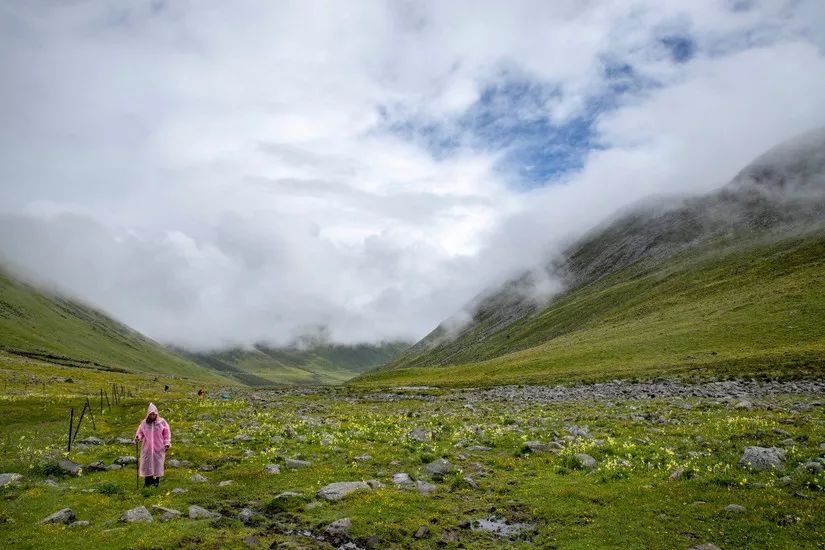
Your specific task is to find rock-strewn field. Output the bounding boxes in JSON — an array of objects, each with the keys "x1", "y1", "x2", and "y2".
[{"x1": 1, "y1": 378, "x2": 824, "y2": 549}]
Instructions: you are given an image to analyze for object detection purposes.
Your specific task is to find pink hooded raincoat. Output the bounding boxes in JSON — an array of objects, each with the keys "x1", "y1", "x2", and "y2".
[{"x1": 135, "y1": 402, "x2": 171, "y2": 477}]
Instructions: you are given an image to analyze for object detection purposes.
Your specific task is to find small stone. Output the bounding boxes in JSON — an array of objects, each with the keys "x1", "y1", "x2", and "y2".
[
  {"x1": 425, "y1": 458, "x2": 454, "y2": 476},
  {"x1": 414, "y1": 526, "x2": 430, "y2": 539},
  {"x1": 190, "y1": 474, "x2": 207, "y2": 483},
  {"x1": 106, "y1": 464, "x2": 122, "y2": 471},
  {"x1": 779, "y1": 476, "x2": 792, "y2": 486},
  {"x1": 58, "y1": 459, "x2": 83, "y2": 476},
  {"x1": 285, "y1": 458, "x2": 311, "y2": 469},
  {"x1": 689, "y1": 544, "x2": 721, "y2": 550},
  {"x1": 567, "y1": 425, "x2": 590, "y2": 437},
  {"x1": 121, "y1": 506, "x2": 153, "y2": 523},
  {"x1": 171, "y1": 487, "x2": 188, "y2": 494},
  {"x1": 43, "y1": 479, "x2": 58, "y2": 487},
  {"x1": 392, "y1": 473, "x2": 414, "y2": 487},
  {"x1": 800, "y1": 461, "x2": 824, "y2": 474},
  {"x1": 244, "y1": 535, "x2": 259, "y2": 547},
  {"x1": 739, "y1": 447, "x2": 785, "y2": 470},
  {"x1": 238, "y1": 507, "x2": 257, "y2": 526},
  {"x1": 188, "y1": 505, "x2": 220, "y2": 520},
  {"x1": 69, "y1": 520, "x2": 90, "y2": 527},
  {"x1": 78, "y1": 436, "x2": 103, "y2": 445},
  {"x1": 114, "y1": 456, "x2": 137, "y2": 466},
  {"x1": 0, "y1": 473, "x2": 22, "y2": 487},
  {"x1": 669, "y1": 468, "x2": 685, "y2": 481},
  {"x1": 724, "y1": 504, "x2": 746, "y2": 513},
  {"x1": 233, "y1": 434, "x2": 252, "y2": 442},
  {"x1": 572, "y1": 453, "x2": 597, "y2": 470},
  {"x1": 463, "y1": 475, "x2": 479, "y2": 489},
  {"x1": 735, "y1": 400, "x2": 753, "y2": 409},
  {"x1": 199, "y1": 464, "x2": 214, "y2": 471},
  {"x1": 264, "y1": 464, "x2": 281, "y2": 474},
  {"x1": 779, "y1": 438, "x2": 795, "y2": 447},
  {"x1": 325, "y1": 517, "x2": 352, "y2": 537},
  {"x1": 40, "y1": 508, "x2": 75, "y2": 525},
  {"x1": 218, "y1": 480, "x2": 234, "y2": 487},
  {"x1": 354, "y1": 454, "x2": 372, "y2": 462},
  {"x1": 114, "y1": 437, "x2": 134, "y2": 445},
  {"x1": 467, "y1": 445, "x2": 492, "y2": 452},
  {"x1": 167, "y1": 459, "x2": 182, "y2": 468},
  {"x1": 151, "y1": 505, "x2": 182, "y2": 521},
  {"x1": 524, "y1": 441, "x2": 558, "y2": 453}
]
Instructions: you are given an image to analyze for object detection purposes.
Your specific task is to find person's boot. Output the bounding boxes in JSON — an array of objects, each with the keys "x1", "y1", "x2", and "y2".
[{"x1": 143, "y1": 476, "x2": 152, "y2": 488}]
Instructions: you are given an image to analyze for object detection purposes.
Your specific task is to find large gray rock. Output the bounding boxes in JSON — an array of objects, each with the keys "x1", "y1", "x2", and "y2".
[
  {"x1": 425, "y1": 458, "x2": 454, "y2": 476},
  {"x1": 40, "y1": 508, "x2": 75, "y2": 525},
  {"x1": 524, "y1": 441, "x2": 560, "y2": 453},
  {"x1": 121, "y1": 506, "x2": 153, "y2": 523},
  {"x1": 114, "y1": 456, "x2": 137, "y2": 466},
  {"x1": 190, "y1": 474, "x2": 207, "y2": 483},
  {"x1": 572, "y1": 453, "x2": 597, "y2": 470},
  {"x1": 77, "y1": 436, "x2": 103, "y2": 446},
  {"x1": 317, "y1": 481, "x2": 372, "y2": 501},
  {"x1": 416, "y1": 480, "x2": 437, "y2": 496},
  {"x1": 409, "y1": 428, "x2": 432, "y2": 442},
  {"x1": 264, "y1": 464, "x2": 281, "y2": 474},
  {"x1": 739, "y1": 447, "x2": 785, "y2": 470},
  {"x1": 689, "y1": 545, "x2": 721, "y2": 550},
  {"x1": 189, "y1": 505, "x2": 221, "y2": 519},
  {"x1": 57, "y1": 459, "x2": 82, "y2": 476},
  {"x1": 0, "y1": 473, "x2": 22, "y2": 487},
  {"x1": 392, "y1": 473, "x2": 414, "y2": 487},
  {"x1": 724, "y1": 504, "x2": 746, "y2": 513},
  {"x1": 151, "y1": 505, "x2": 182, "y2": 521},
  {"x1": 85, "y1": 461, "x2": 107, "y2": 472},
  {"x1": 285, "y1": 458, "x2": 311, "y2": 469},
  {"x1": 238, "y1": 507, "x2": 259, "y2": 526}
]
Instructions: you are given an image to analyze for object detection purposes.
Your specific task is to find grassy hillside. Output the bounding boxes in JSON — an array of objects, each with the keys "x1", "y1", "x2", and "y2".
[
  {"x1": 354, "y1": 130, "x2": 825, "y2": 388},
  {"x1": 354, "y1": 230, "x2": 825, "y2": 387},
  {"x1": 186, "y1": 342, "x2": 409, "y2": 386},
  {"x1": 0, "y1": 268, "x2": 231, "y2": 383}
]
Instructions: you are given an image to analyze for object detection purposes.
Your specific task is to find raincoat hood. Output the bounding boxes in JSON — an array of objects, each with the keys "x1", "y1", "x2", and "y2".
[{"x1": 144, "y1": 402, "x2": 160, "y2": 420}]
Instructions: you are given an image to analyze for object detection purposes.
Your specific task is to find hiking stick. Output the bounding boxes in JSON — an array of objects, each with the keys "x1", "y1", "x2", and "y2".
[
  {"x1": 135, "y1": 439, "x2": 140, "y2": 490},
  {"x1": 67, "y1": 407, "x2": 74, "y2": 452}
]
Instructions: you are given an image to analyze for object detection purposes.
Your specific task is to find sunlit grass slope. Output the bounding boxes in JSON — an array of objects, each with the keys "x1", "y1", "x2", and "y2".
[
  {"x1": 0, "y1": 269, "x2": 231, "y2": 383},
  {"x1": 354, "y1": 231, "x2": 825, "y2": 387}
]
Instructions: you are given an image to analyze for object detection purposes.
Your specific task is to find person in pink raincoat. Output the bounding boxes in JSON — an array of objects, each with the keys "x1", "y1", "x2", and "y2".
[{"x1": 134, "y1": 402, "x2": 171, "y2": 487}]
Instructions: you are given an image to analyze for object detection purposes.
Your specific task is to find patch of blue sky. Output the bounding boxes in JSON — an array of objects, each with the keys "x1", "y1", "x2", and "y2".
[{"x1": 385, "y1": 57, "x2": 659, "y2": 189}]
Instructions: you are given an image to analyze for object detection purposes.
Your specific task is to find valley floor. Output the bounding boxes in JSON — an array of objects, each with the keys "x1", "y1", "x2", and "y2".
[{"x1": 1, "y1": 369, "x2": 824, "y2": 549}]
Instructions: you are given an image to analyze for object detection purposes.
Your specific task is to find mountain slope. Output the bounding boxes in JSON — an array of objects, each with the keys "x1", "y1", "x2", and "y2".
[
  {"x1": 353, "y1": 128, "x2": 825, "y2": 387},
  {"x1": 0, "y1": 268, "x2": 232, "y2": 383},
  {"x1": 185, "y1": 342, "x2": 409, "y2": 386}
]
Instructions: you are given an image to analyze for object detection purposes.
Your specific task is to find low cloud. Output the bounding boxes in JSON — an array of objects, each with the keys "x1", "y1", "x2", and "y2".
[{"x1": 1, "y1": 1, "x2": 824, "y2": 350}]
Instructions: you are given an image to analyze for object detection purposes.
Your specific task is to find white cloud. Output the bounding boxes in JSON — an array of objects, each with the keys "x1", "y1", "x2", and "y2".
[{"x1": 0, "y1": 0, "x2": 824, "y2": 349}]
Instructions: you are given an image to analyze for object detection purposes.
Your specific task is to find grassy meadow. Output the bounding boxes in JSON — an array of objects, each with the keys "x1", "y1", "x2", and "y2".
[{"x1": 1, "y1": 353, "x2": 824, "y2": 549}]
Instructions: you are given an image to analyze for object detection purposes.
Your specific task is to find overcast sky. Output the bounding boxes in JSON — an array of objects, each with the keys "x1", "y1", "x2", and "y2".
[{"x1": 1, "y1": 0, "x2": 824, "y2": 350}]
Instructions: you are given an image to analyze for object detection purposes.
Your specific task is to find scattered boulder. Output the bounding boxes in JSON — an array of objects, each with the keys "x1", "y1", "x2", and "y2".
[
  {"x1": 524, "y1": 441, "x2": 559, "y2": 453},
  {"x1": 566, "y1": 425, "x2": 590, "y2": 438},
  {"x1": 392, "y1": 473, "x2": 415, "y2": 488},
  {"x1": 114, "y1": 456, "x2": 137, "y2": 466},
  {"x1": 572, "y1": 453, "x2": 597, "y2": 470},
  {"x1": 199, "y1": 464, "x2": 214, "y2": 471},
  {"x1": 739, "y1": 447, "x2": 785, "y2": 470},
  {"x1": 415, "y1": 526, "x2": 430, "y2": 539},
  {"x1": 244, "y1": 535, "x2": 259, "y2": 547},
  {"x1": 190, "y1": 474, "x2": 207, "y2": 483},
  {"x1": 689, "y1": 544, "x2": 722, "y2": 550},
  {"x1": 106, "y1": 464, "x2": 122, "y2": 471},
  {"x1": 0, "y1": 473, "x2": 22, "y2": 487},
  {"x1": 151, "y1": 505, "x2": 182, "y2": 521},
  {"x1": 218, "y1": 480, "x2": 234, "y2": 487},
  {"x1": 43, "y1": 479, "x2": 58, "y2": 487},
  {"x1": 409, "y1": 428, "x2": 432, "y2": 442},
  {"x1": 724, "y1": 504, "x2": 746, "y2": 513},
  {"x1": 285, "y1": 458, "x2": 311, "y2": 469},
  {"x1": 317, "y1": 481, "x2": 373, "y2": 501},
  {"x1": 416, "y1": 480, "x2": 437, "y2": 496},
  {"x1": 69, "y1": 520, "x2": 90, "y2": 527},
  {"x1": 354, "y1": 454, "x2": 372, "y2": 462},
  {"x1": 425, "y1": 458, "x2": 454, "y2": 477},
  {"x1": 171, "y1": 487, "x2": 188, "y2": 494},
  {"x1": 121, "y1": 506, "x2": 153, "y2": 523},
  {"x1": 40, "y1": 508, "x2": 75, "y2": 525},
  {"x1": 188, "y1": 505, "x2": 220, "y2": 520},
  {"x1": 324, "y1": 517, "x2": 352, "y2": 537},
  {"x1": 800, "y1": 461, "x2": 824, "y2": 474},
  {"x1": 58, "y1": 459, "x2": 83, "y2": 476},
  {"x1": 114, "y1": 437, "x2": 134, "y2": 445},
  {"x1": 77, "y1": 436, "x2": 103, "y2": 446},
  {"x1": 669, "y1": 468, "x2": 685, "y2": 481},
  {"x1": 85, "y1": 461, "x2": 107, "y2": 472},
  {"x1": 463, "y1": 475, "x2": 479, "y2": 489},
  {"x1": 734, "y1": 400, "x2": 753, "y2": 410},
  {"x1": 233, "y1": 434, "x2": 252, "y2": 442},
  {"x1": 467, "y1": 445, "x2": 492, "y2": 452},
  {"x1": 264, "y1": 464, "x2": 281, "y2": 474}
]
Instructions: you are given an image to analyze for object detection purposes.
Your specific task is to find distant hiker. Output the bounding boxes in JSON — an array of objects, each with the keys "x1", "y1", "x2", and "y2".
[
  {"x1": 164, "y1": 384, "x2": 169, "y2": 392},
  {"x1": 134, "y1": 402, "x2": 171, "y2": 488},
  {"x1": 197, "y1": 388, "x2": 205, "y2": 400}
]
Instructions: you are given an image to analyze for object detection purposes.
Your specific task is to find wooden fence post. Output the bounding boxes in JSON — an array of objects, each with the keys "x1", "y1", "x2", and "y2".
[
  {"x1": 67, "y1": 407, "x2": 74, "y2": 452},
  {"x1": 85, "y1": 398, "x2": 96, "y2": 430},
  {"x1": 72, "y1": 402, "x2": 88, "y2": 442},
  {"x1": 105, "y1": 389, "x2": 111, "y2": 411}
]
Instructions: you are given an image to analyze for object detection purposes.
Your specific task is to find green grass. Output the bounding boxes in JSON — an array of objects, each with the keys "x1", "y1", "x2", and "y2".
[
  {"x1": 0, "y1": 269, "x2": 231, "y2": 383},
  {"x1": 354, "y1": 232, "x2": 825, "y2": 388},
  {"x1": 1, "y1": 361, "x2": 824, "y2": 549}
]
